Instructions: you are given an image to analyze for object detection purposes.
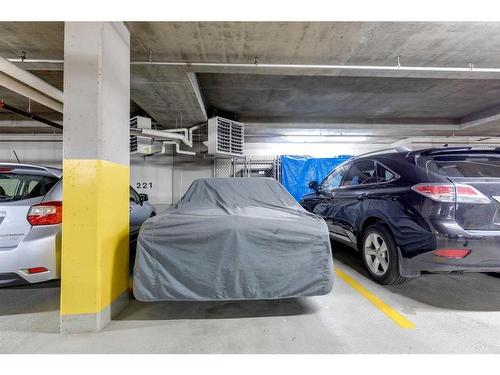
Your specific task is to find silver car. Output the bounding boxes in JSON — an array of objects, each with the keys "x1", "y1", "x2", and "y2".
[{"x1": 0, "y1": 163, "x2": 155, "y2": 286}]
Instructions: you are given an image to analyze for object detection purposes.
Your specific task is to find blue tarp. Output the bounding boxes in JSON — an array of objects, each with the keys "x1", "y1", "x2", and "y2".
[{"x1": 280, "y1": 155, "x2": 353, "y2": 202}]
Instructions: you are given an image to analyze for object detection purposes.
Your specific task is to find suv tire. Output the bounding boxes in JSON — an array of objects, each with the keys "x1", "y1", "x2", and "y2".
[{"x1": 361, "y1": 224, "x2": 407, "y2": 285}]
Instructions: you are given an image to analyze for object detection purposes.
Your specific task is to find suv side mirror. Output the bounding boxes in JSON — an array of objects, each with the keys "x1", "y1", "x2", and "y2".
[
  {"x1": 139, "y1": 193, "x2": 149, "y2": 204},
  {"x1": 308, "y1": 181, "x2": 319, "y2": 192}
]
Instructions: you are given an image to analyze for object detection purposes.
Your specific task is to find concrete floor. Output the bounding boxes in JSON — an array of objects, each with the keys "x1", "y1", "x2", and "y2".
[{"x1": 1, "y1": 245, "x2": 500, "y2": 354}]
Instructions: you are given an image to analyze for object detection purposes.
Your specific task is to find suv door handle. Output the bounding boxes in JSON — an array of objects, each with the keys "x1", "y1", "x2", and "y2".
[{"x1": 357, "y1": 192, "x2": 369, "y2": 201}]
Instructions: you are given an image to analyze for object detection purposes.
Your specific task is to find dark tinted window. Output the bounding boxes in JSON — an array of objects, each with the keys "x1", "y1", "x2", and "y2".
[
  {"x1": 425, "y1": 155, "x2": 500, "y2": 177},
  {"x1": 320, "y1": 165, "x2": 348, "y2": 191},
  {"x1": 0, "y1": 172, "x2": 58, "y2": 202},
  {"x1": 377, "y1": 163, "x2": 396, "y2": 183},
  {"x1": 341, "y1": 160, "x2": 377, "y2": 187}
]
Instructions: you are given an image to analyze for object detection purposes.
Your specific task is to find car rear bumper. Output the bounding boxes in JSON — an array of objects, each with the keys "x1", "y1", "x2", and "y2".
[
  {"x1": 402, "y1": 230, "x2": 500, "y2": 274},
  {"x1": 0, "y1": 273, "x2": 30, "y2": 287},
  {"x1": 0, "y1": 225, "x2": 60, "y2": 286}
]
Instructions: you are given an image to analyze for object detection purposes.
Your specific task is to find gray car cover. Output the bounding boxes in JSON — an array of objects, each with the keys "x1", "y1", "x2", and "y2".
[{"x1": 133, "y1": 178, "x2": 334, "y2": 301}]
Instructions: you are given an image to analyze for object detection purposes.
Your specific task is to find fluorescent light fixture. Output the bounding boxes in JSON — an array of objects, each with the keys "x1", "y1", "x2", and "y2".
[
  {"x1": 245, "y1": 142, "x2": 378, "y2": 158},
  {"x1": 284, "y1": 135, "x2": 368, "y2": 143},
  {"x1": 282, "y1": 129, "x2": 374, "y2": 136}
]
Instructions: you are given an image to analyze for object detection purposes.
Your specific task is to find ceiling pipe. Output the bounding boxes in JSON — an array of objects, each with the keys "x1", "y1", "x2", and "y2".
[
  {"x1": 130, "y1": 61, "x2": 500, "y2": 74},
  {"x1": 8, "y1": 58, "x2": 500, "y2": 74},
  {"x1": 0, "y1": 56, "x2": 64, "y2": 102},
  {"x1": 163, "y1": 124, "x2": 206, "y2": 146},
  {"x1": 161, "y1": 127, "x2": 190, "y2": 142},
  {"x1": 161, "y1": 140, "x2": 196, "y2": 156},
  {"x1": 130, "y1": 124, "x2": 205, "y2": 155},
  {"x1": 0, "y1": 134, "x2": 62, "y2": 142},
  {"x1": 189, "y1": 124, "x2": 203, "y2": 142},
  {"x1": 130, "y1": 127, "x2": 193, "y2": 148},
  {"x1": 0, "y1": 100, "x2": 63, "y2": 130},
  {"x1": 0, "y1": 73, "x2": 63, "y2": 113},
  {"x1": 7, "y1": 59, "x2": 64, "y2": 64}
]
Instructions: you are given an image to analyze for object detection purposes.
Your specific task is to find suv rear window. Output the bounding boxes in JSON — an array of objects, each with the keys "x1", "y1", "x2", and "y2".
[
  {"x1": 422, "y1": 154, "x2": 500, "y2": 178},
  {"x1": 0, "y1": 172, "x2": 58, "y2": 202}
]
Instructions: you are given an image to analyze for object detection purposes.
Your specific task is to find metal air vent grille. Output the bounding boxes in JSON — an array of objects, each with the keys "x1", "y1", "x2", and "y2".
[
  {"x1": 207, "y1": 117, "x2": 244, "y2": 157},
  {"x1": 130, "y1": 117, "x2": 138, "y2": 152}
]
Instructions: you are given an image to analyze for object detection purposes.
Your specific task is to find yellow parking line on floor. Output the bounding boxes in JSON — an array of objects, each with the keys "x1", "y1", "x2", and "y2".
[{"x1": 335, "y1": 267, "x2": 416, "y2": 329}]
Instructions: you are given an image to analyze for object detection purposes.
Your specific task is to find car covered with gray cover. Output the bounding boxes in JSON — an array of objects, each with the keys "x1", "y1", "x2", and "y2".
[{"x1": 133, "y1": 177, "x2": 334, "y2": 301}]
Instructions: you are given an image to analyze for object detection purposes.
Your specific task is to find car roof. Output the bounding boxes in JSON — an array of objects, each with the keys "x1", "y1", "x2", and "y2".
[{"x1": 0, "y1": 163, "x2": 62, "y2": 178}]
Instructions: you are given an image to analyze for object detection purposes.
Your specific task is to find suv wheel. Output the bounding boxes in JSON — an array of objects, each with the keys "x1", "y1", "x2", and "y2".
[{"x1": 361, "y1": 224, "x2": 407, "y2": 285}]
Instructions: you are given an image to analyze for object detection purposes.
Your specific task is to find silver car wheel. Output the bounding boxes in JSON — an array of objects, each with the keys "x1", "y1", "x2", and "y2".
[{"x1": 364, "y1": 233, "x2": 390, "y2": 276}]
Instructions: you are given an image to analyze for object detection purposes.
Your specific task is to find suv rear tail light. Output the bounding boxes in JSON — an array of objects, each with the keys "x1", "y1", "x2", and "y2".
[
  {"x1": 27, "y1": 201, "x2": 62, "y2": 226},
  {"x1": 412, "y1": 184, "x2": 454, "y2": 202},
  {"x1": 412, "y1": 183, "x2": 490, "y2": 204},
  {"x1": 455, "y1": 184, "x2": 490, "y2": 204},
  {"x1": 433, "y1": 249, "x2": 471, "y2": 259}
]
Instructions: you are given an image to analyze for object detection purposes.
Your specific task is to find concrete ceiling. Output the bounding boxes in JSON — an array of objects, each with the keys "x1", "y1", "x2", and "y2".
[
  {"x1": 1, "y1": 22, "x2": 500, "y2": 140},
  {"x1": 126, "y1": 22, "x2": 500, "y2": 66},
  {"x1": 198, "y1": 74, "x2": 500, "y2": 120}
]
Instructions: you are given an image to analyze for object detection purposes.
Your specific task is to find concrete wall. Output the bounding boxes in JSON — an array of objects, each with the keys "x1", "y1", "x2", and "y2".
[
  {"x1": 172, "y1": 156, "x2": 213, "y2": 204},
  {"x1": 130, "y1": 155, "x2": 174, "y2": 212},
  {"x1": 130, "y1": 154, "x2": 213, "y2": 211},
  {"x1": 0, "y1": 140, "x2": 63, "y2": 167}
]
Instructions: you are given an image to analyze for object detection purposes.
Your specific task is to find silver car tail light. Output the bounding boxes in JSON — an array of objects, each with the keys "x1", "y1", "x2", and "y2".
[{"x1": 27, "y1": 201, "x2": 63, "y2": 226}]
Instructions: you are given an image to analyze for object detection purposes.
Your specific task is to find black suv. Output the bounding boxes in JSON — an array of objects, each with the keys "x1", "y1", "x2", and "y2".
[{"x1": 300, "y1": 147, "x2": 500, "y2": 285}]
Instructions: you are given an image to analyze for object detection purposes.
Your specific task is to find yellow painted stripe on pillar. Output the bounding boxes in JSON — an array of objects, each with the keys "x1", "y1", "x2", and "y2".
[
  {"x1": 335, "y1": 267, "x2": 416, "y2": 329},
  {"x1": 60, "y1": 159, "x2": 130, "y2": 315}
]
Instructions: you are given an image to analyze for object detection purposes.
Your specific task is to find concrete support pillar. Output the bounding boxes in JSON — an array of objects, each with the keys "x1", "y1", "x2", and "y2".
[{"x1": 60, "y1": 22, "x2": 130, "y2": 333}]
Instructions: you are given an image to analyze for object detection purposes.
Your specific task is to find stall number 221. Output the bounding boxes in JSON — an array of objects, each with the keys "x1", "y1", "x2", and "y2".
[{"x1": 136, "y1": 182, "x2": 153, "y2": 189}]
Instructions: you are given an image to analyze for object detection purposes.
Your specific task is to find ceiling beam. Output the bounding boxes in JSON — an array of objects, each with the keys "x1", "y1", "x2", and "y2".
[
  {"x1": 0, "y1": 72, "x2": 63, "y2": 113},
  {"x1": 0, "y1": 56, "x2": 63, "y2": 102},
  {"x1": 186, "y1": 72, "x2": 208, "y2": 122},
  {"x1": 459, "y1": 104, "x2": 500, "y2": 130}
]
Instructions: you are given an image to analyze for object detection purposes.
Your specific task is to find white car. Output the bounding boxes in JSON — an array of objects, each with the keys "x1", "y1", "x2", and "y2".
[{"x1": 0, "y1": 163, "x2": 155, "y2": 286}]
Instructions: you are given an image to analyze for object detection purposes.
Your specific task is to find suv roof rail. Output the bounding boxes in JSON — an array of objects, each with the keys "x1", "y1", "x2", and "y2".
[
  {"x1": 422, "y1": 146, "x2": 500, "y2": 156},
  {"x1": 354, "y1": 146, "x2": 411, "y2": 159}
]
